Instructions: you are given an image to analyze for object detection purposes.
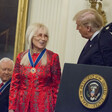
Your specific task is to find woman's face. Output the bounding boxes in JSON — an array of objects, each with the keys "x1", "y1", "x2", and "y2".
[{"x1": 32, "y1": 27, "x2": 48, "y2": 52}]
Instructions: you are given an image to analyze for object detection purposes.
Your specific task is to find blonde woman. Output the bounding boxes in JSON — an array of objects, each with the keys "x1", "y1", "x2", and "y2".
[{"x1": 9, "y1": 23, "x2": 61, "y2": 112}]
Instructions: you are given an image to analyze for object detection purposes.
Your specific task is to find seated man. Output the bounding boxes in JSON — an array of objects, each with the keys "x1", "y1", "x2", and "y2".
[{"x1": 0, "y1": 57, "x2": 14, "y2": 112}]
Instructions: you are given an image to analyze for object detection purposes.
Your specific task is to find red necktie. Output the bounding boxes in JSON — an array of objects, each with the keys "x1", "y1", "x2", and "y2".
[{"x1": 0, "y1": 83, "x2": 4, "y2": 88}]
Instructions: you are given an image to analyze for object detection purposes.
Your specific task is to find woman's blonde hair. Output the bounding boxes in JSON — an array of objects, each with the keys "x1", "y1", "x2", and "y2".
[
  {"x1": 73, "y1": 8, "x2": 104, "y2": 32},
  {"x1": 20, "y1": 23, "x2": 49, "y2": 66}
]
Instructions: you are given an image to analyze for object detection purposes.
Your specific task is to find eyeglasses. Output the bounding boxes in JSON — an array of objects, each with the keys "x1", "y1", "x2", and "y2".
[{"x1": 33, "y1": 33, "x2": 48, "y2": 40}]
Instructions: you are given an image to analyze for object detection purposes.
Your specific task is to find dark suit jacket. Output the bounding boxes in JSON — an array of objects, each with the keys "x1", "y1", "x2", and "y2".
[
  {"x1": 0, "y1": 83, "x2": 10, "y2": 112},
  {"x1": 77, "y1": 27, "x2": 112, "y2": 66}
]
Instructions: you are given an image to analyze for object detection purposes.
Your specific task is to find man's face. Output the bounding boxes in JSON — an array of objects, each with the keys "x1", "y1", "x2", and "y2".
[
  {"x1": 76, "y1": 20, "x2": 90, "y2": 39},
  {"x1": 0, "y1": 61, "x2": 13, "y2": 82}
]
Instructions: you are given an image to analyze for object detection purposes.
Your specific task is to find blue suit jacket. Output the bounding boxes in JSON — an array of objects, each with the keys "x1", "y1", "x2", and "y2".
[
  {"x1": 0, "y1": 83, "x2": 10, "y2": 112},
  {"x1": 77, "y1": 25, "x2": 112, "y2": 66}
]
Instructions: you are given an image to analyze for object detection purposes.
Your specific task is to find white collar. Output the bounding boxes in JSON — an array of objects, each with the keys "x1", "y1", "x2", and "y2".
[{"x1": 90, "y1": 30, "x2": 101, "y2": 41}]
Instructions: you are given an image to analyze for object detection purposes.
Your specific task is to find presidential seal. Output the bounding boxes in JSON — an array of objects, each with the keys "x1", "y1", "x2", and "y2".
[{"x1": 79, "y1": 74, "x2": 108, "y2": 109}]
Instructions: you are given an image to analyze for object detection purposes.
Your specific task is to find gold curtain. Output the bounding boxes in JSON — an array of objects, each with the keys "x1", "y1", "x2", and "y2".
[{"x1": 13, "y1": 0, "x2": 29, "y2": 62}]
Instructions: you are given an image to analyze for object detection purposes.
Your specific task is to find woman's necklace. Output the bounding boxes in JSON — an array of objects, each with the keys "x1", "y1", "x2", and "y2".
[{"x1": 28, "y1": 48, "x2": 46, "y2": 74}]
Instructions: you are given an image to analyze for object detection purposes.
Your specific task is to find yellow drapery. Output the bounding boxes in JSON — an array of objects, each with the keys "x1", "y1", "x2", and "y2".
[{"x1": 13, "y1": 0, "x2": 29, "y2": 62}]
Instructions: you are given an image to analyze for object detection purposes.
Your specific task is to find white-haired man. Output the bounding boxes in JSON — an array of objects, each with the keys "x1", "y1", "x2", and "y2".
[{"x1": 0, "y1": 57, "x2": 14, "y2": 112}]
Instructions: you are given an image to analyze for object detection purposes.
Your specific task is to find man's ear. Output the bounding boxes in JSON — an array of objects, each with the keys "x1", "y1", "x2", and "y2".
[{"x1": 87, "y1": 26, "x2": 91, "y2": 32}]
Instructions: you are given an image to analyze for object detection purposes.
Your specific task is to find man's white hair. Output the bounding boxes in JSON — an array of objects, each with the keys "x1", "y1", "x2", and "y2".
[{"x1": 0, "y1": 57, "x2": 14, "y2": 68}]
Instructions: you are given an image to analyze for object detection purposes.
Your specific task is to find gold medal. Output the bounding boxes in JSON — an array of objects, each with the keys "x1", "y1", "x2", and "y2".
[
  {"x1": 31, "y1": 67, "x2": 36, "y2": 74},
  {"x1": 28, "y1": 48, "x2": 46, "y2": 74}
]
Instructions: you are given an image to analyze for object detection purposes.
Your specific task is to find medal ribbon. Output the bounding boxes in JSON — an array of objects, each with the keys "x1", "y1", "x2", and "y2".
[
  {"x1": 0, "y1": 79, "x2": 11, "y2": 94},
  {"x1": 28, "y1": 48, "x2": 46, "y2": 67}
]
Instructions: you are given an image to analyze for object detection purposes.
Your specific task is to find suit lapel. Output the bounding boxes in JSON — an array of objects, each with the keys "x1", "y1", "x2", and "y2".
[{"x1": 78, "y1": 35, "x2": 98, "y2": 63}]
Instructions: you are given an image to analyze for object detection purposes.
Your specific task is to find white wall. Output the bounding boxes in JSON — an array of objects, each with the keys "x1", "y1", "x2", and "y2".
[
  {"x1": 103, "y1": 0, "x2": 112, "y2": 23},
  {"x1": 27, "y1": 0, "x2": 112, "y2": 71},
  {"x1": 64, "y1": 0, "x2": 88, "y2": 64}
]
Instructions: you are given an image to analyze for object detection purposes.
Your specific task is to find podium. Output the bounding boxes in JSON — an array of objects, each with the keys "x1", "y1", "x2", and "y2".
[{"x1": 55, "y1": 63, "x2": 112, "y2": 112}]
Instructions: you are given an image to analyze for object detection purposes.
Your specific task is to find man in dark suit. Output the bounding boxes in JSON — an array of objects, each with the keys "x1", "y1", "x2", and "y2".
[
  {"x1": 0, "y1": 58, "x2": 14, "y2": 112},
  {"x1": 73, "y1": 8, "x2": 112, "y2": 66}
]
